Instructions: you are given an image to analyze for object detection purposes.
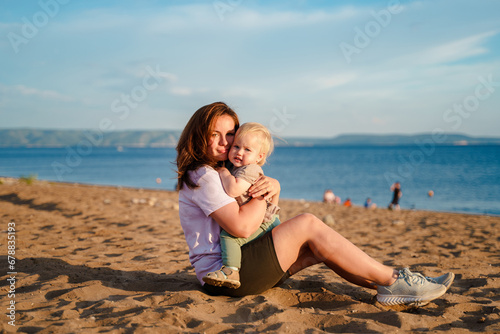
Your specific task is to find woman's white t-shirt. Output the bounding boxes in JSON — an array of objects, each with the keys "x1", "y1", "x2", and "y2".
[{"x1": 178, "y1": 166, "x2": 236, "y2": 284}]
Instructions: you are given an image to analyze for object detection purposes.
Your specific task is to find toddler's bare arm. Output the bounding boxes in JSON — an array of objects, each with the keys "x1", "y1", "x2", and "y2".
[{"x1": 217, "y1": 167, "x2": 252, "y2": 198}]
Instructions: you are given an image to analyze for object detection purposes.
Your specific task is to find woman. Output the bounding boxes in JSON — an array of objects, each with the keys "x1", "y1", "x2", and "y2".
[{"x1": 176, "y1": 102, "x2": 453, "y2": 305}]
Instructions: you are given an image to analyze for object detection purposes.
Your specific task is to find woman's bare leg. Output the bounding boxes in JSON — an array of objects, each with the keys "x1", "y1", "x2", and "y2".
[
  {"x1": 272, "y1": 213, "x2": 398, "y2": 288},
  {"x1": 289, "y1": 247, "x2": 381, "y2": 289}
]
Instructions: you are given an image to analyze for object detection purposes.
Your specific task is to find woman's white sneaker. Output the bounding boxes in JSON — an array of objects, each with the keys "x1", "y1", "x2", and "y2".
[
  {"x1": 377, "y1": 268, "x2": 448, "y2": 306},
  {"x1": 426, "y1": 272, "x2": 455, "y2": 290}
]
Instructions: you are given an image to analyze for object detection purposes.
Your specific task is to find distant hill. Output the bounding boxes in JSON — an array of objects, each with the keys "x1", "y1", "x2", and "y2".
[
  {"x1": 0, "y1": 129, "x2": 181, "y2": 148},
  {"x1": 0, "y1": 129, "x2": 499, "y2": 147},
  {"x1": 282, "y1": 133, "x2": 500, "y2": 146}
]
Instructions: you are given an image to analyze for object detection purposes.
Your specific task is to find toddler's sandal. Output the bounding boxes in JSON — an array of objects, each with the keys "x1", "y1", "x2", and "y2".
[{"x1": 203, "y1": 266, "x2": 241, "y2": 289}]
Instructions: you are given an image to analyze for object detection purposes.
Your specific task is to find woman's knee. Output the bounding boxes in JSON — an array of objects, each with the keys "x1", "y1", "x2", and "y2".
[
  {"x1": 293, "y1": 213, "x2": 324, "y2": 231},
  {"x1": 301, "y1": 213, "x2": 322, "y2": 224},
  {"x1": 278, "y1": 213, "x2": 328, "y2": 239}
]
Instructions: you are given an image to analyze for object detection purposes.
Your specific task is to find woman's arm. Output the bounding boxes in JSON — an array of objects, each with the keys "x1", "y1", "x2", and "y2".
[{"x1": 210, "y1": 197, "x2": 267, "y2": 238}]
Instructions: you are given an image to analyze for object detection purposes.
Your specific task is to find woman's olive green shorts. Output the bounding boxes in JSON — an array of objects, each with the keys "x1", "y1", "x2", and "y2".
[{"x1": 202, "y1": 223, "x2": 290, "y2": 297}]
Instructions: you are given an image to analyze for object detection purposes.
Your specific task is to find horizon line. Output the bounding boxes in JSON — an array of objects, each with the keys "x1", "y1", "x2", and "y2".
[{"x1": 1, "y1": 127, "x2": 499, "y2": 139}]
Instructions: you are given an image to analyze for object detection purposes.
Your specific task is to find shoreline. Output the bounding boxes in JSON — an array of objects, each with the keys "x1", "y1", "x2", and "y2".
[
  {"x1": 1, "y1": 176, "x2": 497, "y2": 218},
  {"x1": 1, "y1": 178, "x2": 499, "y2": 332}
]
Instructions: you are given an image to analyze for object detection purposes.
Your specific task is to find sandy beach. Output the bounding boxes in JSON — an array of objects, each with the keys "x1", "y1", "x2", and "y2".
[{"x1": 0, "y1": 178, "x2": 498, "y2": 333}]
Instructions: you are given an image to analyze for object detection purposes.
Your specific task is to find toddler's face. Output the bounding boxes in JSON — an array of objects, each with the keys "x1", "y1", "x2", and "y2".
[{"x1": 229, "y1": 132, "x2": 265, "y2": 167}]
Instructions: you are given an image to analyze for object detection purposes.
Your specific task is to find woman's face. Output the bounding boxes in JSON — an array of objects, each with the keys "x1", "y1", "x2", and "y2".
[{"x1": 208, "y1": 115, "x2": 236, "y2": 161}]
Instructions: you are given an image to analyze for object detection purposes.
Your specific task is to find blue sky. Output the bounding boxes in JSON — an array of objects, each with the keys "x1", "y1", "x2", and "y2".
[{"x1": 1, "y1": 0, "x2": 499, "y2": 138}]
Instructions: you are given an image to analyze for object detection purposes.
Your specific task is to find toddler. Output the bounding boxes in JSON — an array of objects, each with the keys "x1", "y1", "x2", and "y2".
[{"x1": 202, "y1": 122, "x2": 280, "y2": 289}]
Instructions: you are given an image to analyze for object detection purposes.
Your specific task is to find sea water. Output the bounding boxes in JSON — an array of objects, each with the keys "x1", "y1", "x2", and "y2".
[{"x1": 1, "y1": 145, "x2": 499, "y2": 215}]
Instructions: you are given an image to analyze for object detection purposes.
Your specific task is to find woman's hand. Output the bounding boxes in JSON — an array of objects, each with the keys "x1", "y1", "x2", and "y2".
[{"x1": 248, "y1": 175, "x2": 280, "y2": 201}]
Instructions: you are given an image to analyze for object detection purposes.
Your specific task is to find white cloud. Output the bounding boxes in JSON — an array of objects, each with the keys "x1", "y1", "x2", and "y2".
[
  {"x1": 170, "y1": 87, "x2": 192, "y2": 96},
  {"x1": 57, "y1": 9, "x2": 135, "y2": 33},
  {"x1": 112, "y1": 4, "x2": 361, "y2": 34},
  {"x1": 132, "y1": 67, "x2": 177, "y2": 82},
  {"x1": 414, "y1": 30, "x2": 497, "y2": 65},
  {"x1": 223, "y1": 7, "x2": 359, "y2": 29},
  {"x1": 1, "y1": 84, "x2": 73, "y2": 102},
  {"x1": 314, "y1": 72, "x2": 358, "y2": 89},
  {"x1": 220, "y1": 86, "x2": 265, "y2": 99}
]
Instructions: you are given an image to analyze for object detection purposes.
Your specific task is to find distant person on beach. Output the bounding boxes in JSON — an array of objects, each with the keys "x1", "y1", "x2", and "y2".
[
  {"x1": 335, "y1": 196, "x2": 341, "y2": 205},
  {"x1": 365, "y1": 198, "x2": 376, "y2": 209},
  {"x1": 388, "y1": 182, "x2": 402, "y2": 211},
  {"x1": 343, "y1": 198, "x2": 352, "y2": 207},
  {"x1": 202, "y1": 123, "x2": 280, "y2": 289},
  {"x1": 176, "y1": 102, "x2": 453, "y2": 305},
  {"x1": 323, "y1": 189, "x2": 335, "y2": 204}
]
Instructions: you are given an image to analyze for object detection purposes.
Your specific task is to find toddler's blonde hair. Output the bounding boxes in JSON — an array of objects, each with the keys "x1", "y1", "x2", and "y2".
[{"x1": 235, "y1": 122, "x2": 274, "y2": 166}]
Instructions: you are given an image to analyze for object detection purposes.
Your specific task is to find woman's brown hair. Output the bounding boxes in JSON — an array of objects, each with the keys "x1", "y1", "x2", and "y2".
[{"x1": 176, "y1": 102, "x2": 239, "y2": 190}]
